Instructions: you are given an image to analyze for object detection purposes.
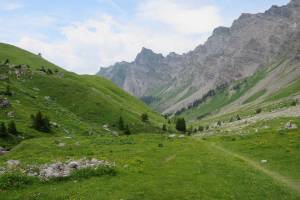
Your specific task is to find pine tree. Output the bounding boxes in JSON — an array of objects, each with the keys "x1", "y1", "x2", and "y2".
[
  {"x1": 118, "y1": 116, "x2": 124, "y2": 130},
  {"x1": 176, "y1": 118, "x2": 186, "y2": 132},
  {"x1": 4, "y1": 85, "x2": 12, "y2": 96},
  {"x1": 4, "y1": 59, "x2": 9, "y2": 65},
  {"x1": 31, "y1": 111, "x2": 51, "y2": 133},
  {"x1": 7, "y1": 121, "x2": 18, "y2": 135},
  {"x1": 124, "y1": 125, "x2": 131, "y2": 135},
  {"x1": 162, "y1": 124, "x2": 167, "y2": 131},
  {"x1": 0, "y1": 122, "x2": 7, "y2": 137},
  {"x1": 141, "y1": 113, "x2": 149, "y2": 122},
  {"x1": 236, "y1": 115, "x2": 241, "y2": 121}
]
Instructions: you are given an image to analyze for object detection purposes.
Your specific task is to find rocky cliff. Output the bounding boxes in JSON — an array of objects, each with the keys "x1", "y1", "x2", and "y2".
[{"x1": 98, "y1": 0, "x2": 300, "y2": 114}]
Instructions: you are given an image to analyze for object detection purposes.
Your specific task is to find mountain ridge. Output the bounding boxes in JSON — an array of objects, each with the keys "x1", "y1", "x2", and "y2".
[{"x1": 98, "y1": 0, "x2": 300, "y2": 114}]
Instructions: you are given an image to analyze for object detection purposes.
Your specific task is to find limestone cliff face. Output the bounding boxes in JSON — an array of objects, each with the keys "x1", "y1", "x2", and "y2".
[{"x1": 98, "y1": 0, "x2": 300, "y2": 113}]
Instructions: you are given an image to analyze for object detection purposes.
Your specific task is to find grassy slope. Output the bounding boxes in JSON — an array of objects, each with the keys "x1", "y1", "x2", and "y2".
[
  {"x1": 0, "y1": 43, "x2": 164, "y2": 147},
  {"x1": 179, "y1": 58, "x2": 300, "y2": 122},
  {"x1": 0, "y1": 131, "x2": 299, "y2": 199},
  {"x1": 0, "y1": 43, "x2": 299, "y2": 199},
  {"x1": 179, "y1": 69, "x2": 267, "y2": 120},
  {"x1": 266, "y1": 78, "x2": 300, "y2": 101}
]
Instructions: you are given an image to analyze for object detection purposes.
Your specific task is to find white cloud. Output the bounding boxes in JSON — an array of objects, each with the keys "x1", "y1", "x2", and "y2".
[
  {"x1": 17, "y1": 1, "x2": 223, "y2": 74},
  {"x1": 2, "y1": 2, "x2": 23, "y2": 11},
  {"x1": 138, "y1": 0, "x2": 222, "y2": 35}
]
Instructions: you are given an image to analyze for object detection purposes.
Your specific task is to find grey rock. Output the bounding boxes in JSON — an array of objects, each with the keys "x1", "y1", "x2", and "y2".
[
  {"x1": 284, "y1": 121, "x2": 298, "y2": 129},
  {"x1": 58, "y1": 143, "x2": 66, "y2": 147},
  {"x1": 7, "y1": 111, "x2": 15, "y2": 118},
  {"x1": 0, "y1": 96, "x2": 11, "y2": 108},
  {"x1": 6, "y1": 160, "x2": 20, "y2": 167},
  {"x1": 98, "y1": 0, "x2": 300, "y2": 114}
]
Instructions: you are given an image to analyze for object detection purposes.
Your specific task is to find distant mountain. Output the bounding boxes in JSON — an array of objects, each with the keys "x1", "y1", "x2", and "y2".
[{"x1": 98, "y1": 0, "x2": 300, "y2": 114}]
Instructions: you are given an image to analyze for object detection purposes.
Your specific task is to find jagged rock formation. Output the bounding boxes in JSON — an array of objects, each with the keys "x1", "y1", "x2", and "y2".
[{"x1": 98, "y1": 0, "x2": 300, "y2": 114}]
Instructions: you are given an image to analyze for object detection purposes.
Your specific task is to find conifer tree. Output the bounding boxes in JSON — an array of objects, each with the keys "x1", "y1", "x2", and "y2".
[
  {"x1": 7, "y1": 121, "x2": 18, "y2": 135},
  {"x1": 0, "y1": 122, "x2": 7, "y2": 137}
]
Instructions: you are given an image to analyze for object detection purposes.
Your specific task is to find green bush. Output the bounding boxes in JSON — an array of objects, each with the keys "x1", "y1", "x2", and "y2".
[
  {"x1": 162, "y1": 124, "x2": 167, "y2": 131},
  {"x1": 198, "y1": 126, "x2": 204, "y2": 132},
  {"x1": 176, "y1": 118, "x2": 186, "y2": 132},
  {"x1": 124, "y1": 125, "x2": 131, "y2": 135},
  {"x1": 256, "y1": 108, "x2": 262, "y2": 114},
  {"x1": 141, "y1": 113, "x2": 149, "y2": 122},
  {"x1": 118, "y1": 116, "x2": 124, "y2": 131},
  {"x1": 0, "y1": 172, "x2": 37, "y2": 190},
  {"x1": 7, "y1": 121, "x2": 18, "y2": 135},
  {"x1": 70, "y1": 166, "x2": 116, "y2": 180},
  {"x1": 0, "y1": 122, "x2": 8, "y2": 137},
  {"x1": 291, "y1": 100, "x2": 297, "y2": 106},
  {"x1": 31, "y1": 111, "x2": 51, "y2": 133}
]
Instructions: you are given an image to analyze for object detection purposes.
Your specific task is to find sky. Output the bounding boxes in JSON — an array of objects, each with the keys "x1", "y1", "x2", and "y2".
[{"x1": 0, "y1": 0, "x2": 289, "y2": 74}]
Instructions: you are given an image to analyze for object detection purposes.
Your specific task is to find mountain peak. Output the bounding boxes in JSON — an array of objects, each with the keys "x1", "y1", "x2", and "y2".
[
  {"x1": 134, "y1": 47, "x2": 163, "y2": 64},
  {"x1": 289, "y1": 0, "x2": 300, "y2": 7}
]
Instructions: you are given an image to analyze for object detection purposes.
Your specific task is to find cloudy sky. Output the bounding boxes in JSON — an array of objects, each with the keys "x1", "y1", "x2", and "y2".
[{"x1": 0, "y1": 0, "x2": 289, "y2": 74}]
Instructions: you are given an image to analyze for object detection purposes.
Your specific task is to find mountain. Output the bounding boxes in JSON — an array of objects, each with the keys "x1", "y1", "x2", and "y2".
[
  {"x1": 0, "y1": 43, "x2": 164, "y2": 146},
  {"x1": 98, "y1": 0, "x2": 300, "y2": 114}
]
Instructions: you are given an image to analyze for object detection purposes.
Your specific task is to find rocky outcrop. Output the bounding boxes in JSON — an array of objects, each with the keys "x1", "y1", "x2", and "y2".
[
  {"x1": 98, "y1": 0, "x2": 300, "y2": 113},
  {"x1": 0, "y1": 96, "x2": 11, "y2": 109}
]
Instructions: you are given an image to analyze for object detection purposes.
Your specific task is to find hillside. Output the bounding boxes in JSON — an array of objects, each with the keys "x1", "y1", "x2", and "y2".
[
  {"x1": 177, "y1": 57, "x2": 300, "y2": 120},
  {"x1": 98, "y1": 0, "x2": 300, "y2": 114},
  {"x1": 0, "y1": 43, "x2": 164, "y2": 147}
]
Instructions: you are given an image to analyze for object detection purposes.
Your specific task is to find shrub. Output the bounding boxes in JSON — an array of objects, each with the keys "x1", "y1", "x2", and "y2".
[
  {"x1": 198, "y1": 126, "x2": 204, "y2": 132},
  {"x1": 47, "y1": 69, "x2": 53, "y2": 75},
  {"x1": 229, "y1": 117, "x2": 234, "y2": 122},
  {"x1": 217, "y1": 121, "x2": 222, "y2": 126},
  {"x1": 7, "y1": 121, "x2": 18, "y2": 135},
  {"x1": 70, "y1": 166, "x2": 116, "y2": 180},
  {"x1": 4, "y1": 59, "x2": 9, "y2": 65},
  {"x1": 141, "y1": 113, "x2": 149, "y2": 122},
  {"x1": 256, "y1": 108, "x2": 262, "y2": 114},
  {"x1": 118, "y1": 116, "x2": 124, "y2": 131},
  {"x1": 4, "y1": 85, "x2": 12, "y2": 96},
  {"x1": 31, "y1": 111, "x2": 51, "y2": 133},
  {"x1": 176, "y1": 118, "x2": 186, "y2": 133},
  {"x1": 291, "y1": 100, "x2": 298, "y2": 106},
  {"x1": 162, "y1": 124, "x2": 167, "y2": 131},
  {"x1": 236, "y1": 115, "x2": 241, "y2": 120},
  {"x1": 0, "y1": 122, "x2": 8, "y2": 137},
  {"x1": 124, "y1": 125, "x2": 131, "y2": 135},
  {"x1": 0, "y1": 172, "x2": 37, "y2": 190}
]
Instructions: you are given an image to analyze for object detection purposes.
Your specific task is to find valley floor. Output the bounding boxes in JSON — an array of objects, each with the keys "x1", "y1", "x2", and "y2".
[{"x1": 0, "y1": 118, "x2": 299, "y2": 200}]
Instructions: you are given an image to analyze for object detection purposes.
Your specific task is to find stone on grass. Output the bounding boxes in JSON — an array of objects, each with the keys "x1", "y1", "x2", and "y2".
[
  {"x1": 7, "y1": 111, "x2": 15, "y2": 118},
  {"x1": 58, "y1": 143, "x2": 66, "y2": 147},
  {"x1": 6, "y1": 160, "x2": 20, "y2": 168},
  {"x1": 0, "y1": 147, "x2": 9, "y2": 155},
  {"x1": 168, "y1": 134, "x2": 176, "y2": 138},
  {"x1": 261, "y1": 160, "x2": 268, "y2": 164},
  {"x1": 284, "y1": 122, "x2": 298, "y2": 130},
  {"x1": 0, "y1": 97, "x2": 11, "y2": 108}
]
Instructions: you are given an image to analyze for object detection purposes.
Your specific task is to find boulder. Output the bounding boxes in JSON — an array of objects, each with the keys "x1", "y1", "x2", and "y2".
[
  {"x1": 0, "y1": 97, "x2": 11, "y2": 108},
  {"x1": 284, "y1": 121, "x2": 298, "y2": 129},
  {"x1": 68, "y1": 161, "x2": 79, "y2": 169},
  {"x1": 6, "y1": 160, "x2": 20, "y2": 167},
  {"x1": 58, "y1": 143, "x2": 66, "y2": 147},
  {"x1": 0, "y1": 147, "x2": 8, "y2": 155},
  {"x1": 7, "y1": 111, "x2": 15, "y2": 118}
]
